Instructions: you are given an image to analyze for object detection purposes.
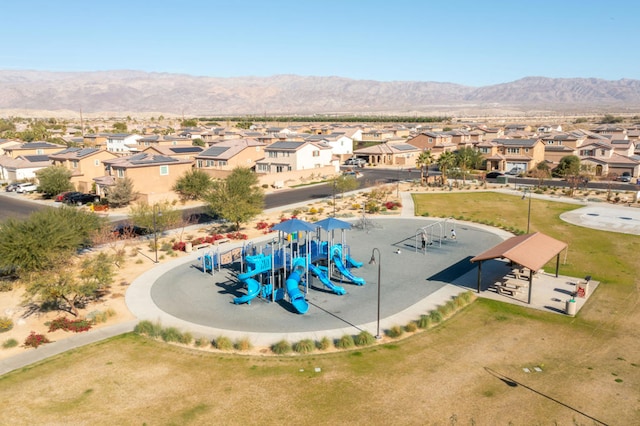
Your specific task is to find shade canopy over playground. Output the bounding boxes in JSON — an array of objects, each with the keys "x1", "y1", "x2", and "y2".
[
  {"x1": 470, "y1": 232, "x2": 568, "y2": 303},
  {"x1": 314, "y1": 217, "x2": 352, "y2": 231},
  {"x1": 271, "y1": 218, "x2": 318, "y2": 233}
]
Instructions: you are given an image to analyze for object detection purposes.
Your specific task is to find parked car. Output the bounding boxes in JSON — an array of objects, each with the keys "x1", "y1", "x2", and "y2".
[
  {"x1": 58, "y1": 191, "x2": 82, "y2": 203},
  {"x1": 64, "y1": 193, "x2": 100, "y2": 205},
  {"x1": 111, "y1": 223, "x2": 150, "y2": 238},
  {"x1": 485, "y1": 171, "x2": 504, "y2": 179},
  {"x1": 5, "y1": 182, "x2": 21, "y2": 192},
  {"x1": 55, "y1": 191, "x2": 76, "y2": 202},
  {"x1": 506, "y1": 167, "x2": 524, "y2": 176},
  {"x1": 15, "y1": 183, "x2": 38, "y2": 193},
  {"x1": 344, "y1": 157, "x2": 366, "y2": 167},
  {"x1": 616, "y1": 172, "x2": 632, "y2": 183}
]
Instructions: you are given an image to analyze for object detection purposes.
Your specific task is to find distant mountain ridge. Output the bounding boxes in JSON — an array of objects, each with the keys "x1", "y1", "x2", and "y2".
[{"x1": 0, "y1": 70, "x2": 639, "y2": 116}]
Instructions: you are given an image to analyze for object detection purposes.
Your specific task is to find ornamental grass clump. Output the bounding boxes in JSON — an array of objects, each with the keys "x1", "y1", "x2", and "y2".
[
  {"x1": 214, "y1": 336, "x2": 233, "y2": 351},
  {"x1": 160, "y1": 327, "x2": 184, "y2": 343},
  {"x1": 293, "y1": 339, "x2": 315, "y2": 354},
  {"x1": 133, "y1": 320, "x2": 162, "y2": 338},
  {"x1": 2, "y1": 338, "x2": 18, "y2": 349},
  {"x1": 417, "y1": 314, "x2": 431, "y2": 329},
  {"x1": 385, "y1": 325, "x2": 404, "y2": 338},
  {"x1": 194, "y1": 337, "x2": 211, "y2": 348},
  {"x1": 317, "y1": 336, "x2": 332, "y2": 351},
  {"x1": 405, "y1": 321, "x2": 418, "y2": 333},
  {"x1": 429, "y1": 310, "x2": 443, "y2": 324},
  {"x1": 335, "y1": 334, "x2": 355, "y2": 349},
  {"x1": 234, "y1": 337, "x2": 252, "y2": 351},
  {"x1": 354, "y1": 331, "x2": 376, "y2": 347},
  {"x1": 271, "y1": 339, "x2": 292, "y2": 355}
]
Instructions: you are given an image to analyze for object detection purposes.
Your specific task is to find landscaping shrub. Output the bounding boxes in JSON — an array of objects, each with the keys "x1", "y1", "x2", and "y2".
[
  {"x1": 271, "y1": 339, "x2": 292, "y2": 355},
  {"x1": 160, "y1": 327, "x2": 184, "y2": 343},
  {"x1": 354, "y1": 331, "x2": 376, "y2": 346},
  {"x1": 445, "y1": 299, "x2": 457, "y2": 313},
  {"x1": 133, "y1": 320, "x2": 162, "y2": 338},
  {"x1": 2, "y1": 338, "x2": 18, "y2": 349},
  {"x1": 437, "y1": 303, "x2": 453, "y2": 317},
  {"x1": 180, "y1": 332, "x2": 193, "y2": 345},
  {"x1": 317, "y1": 336, "x2": 332, "y2": 351},
  {"x1": 417, "y1": 314, "x2": 431, "y2": 329},
  {"x1": 459, "y1": 291, "x2": 473, "y2": 304},
  {"x1": 0, "y1": 317, "x2": 14, "y2": 333},
  {"x1": 293, "y1": 339, "x2": 315, "y2": 354},
  {"x1": 429, "y1": 310, "x2": 443, "y2": 324},
  {"x1": 234, "y1": 337, "x2": 252, "y2": 351},
  {"x1": 194, "y1": 337, "x2": 211, "y2": 348},
  {"x1": 335, "y1": 335, "x2": 355, "y2": 349},
  {"x1": 385, "y1": 325, "x2": 404, "y2": 338},
  {"x1": 48, "y1": 317, "x2": 93, "y2": 333},
  {"x1": 405, "y1": 321, "x2": 418, "y2": 333},
  {"x1": 214, "y1": 336, "x2": 233, "y2": 351},
  {"x1": 23, "y1": 331, "x2": 50, "y2": 349}
]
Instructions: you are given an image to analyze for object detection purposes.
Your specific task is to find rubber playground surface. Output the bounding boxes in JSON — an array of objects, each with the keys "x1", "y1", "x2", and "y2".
[{"x1": 138, "y1": 217, "x2": 504, "y2": 339}]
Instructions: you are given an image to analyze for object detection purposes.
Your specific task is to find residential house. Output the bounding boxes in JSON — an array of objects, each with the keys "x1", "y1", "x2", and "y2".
[
  {"x1": 0, "y1": 139, "x2": 20, "y2": 156},
  {"x1": 136, "y1": 134, "x2": 193, "y2": 148},
  {"x1": 406, "y1": 132, "x2": 456, "y2": 159},
  {"x1": 82, "y1": 133, "x2": 109, "y2": 147},
  {"x1": 143, "y1": 145, "x2": 205, "y2": 161},
  {"x1": 194, "y1": 139, "x2": 266, "y2": 178},
  {"x1": 0, "y1": 154, "x2": 51, "y2": 182},
  {"x1": 541, "y1": 132, "x2": 585, "y2": 166},
  {"x1": 578, "y1": 141, "x2": 640, "y2": 178},
  {"x1": 482, "y1": 139, "x2": 546, "y2": 173},
  {"x1": 255, "y1": 141, "x2": 337, "y2": 188},
  {"x1": 304, "y1": 133, "x2": 354, "y2": 161},
  {"x1": 353, "y1": 140, "x2": 420, "y2": 167},
  {"x1": 97, "y1": 153, "x2": 193, "y2": 203},
  {"x1": 104, "y1": 133, "x2": 143, "y2": 153},
  {"x1": 49, "y1": 147, "x2": 119, "y2": 192},
  {"x1": 3, "y1": 141, "x2": 66, "y2": 158}
]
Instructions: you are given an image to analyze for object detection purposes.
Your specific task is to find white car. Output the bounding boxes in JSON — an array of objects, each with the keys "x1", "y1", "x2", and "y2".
[{"x1": 16, "y1": 182, "x2": 38, "y2": 193}]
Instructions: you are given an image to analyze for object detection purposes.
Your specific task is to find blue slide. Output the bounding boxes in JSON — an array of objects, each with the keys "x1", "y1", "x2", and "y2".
[
  {"x1": 346, "y1": 255, "x2": 363, "y2": 269},
  {"x1": 331, "y1": 245, "x2": 365, "y2": 285},
  {"x1": 286, "y1": 258, "x2": 310, "y2": 314},
  {"x1": 233, "y1": 278, "x2": 261, "y2": 305},
  {"x1": 308, "y1": 264, "x2": 346, "y2": 295}
]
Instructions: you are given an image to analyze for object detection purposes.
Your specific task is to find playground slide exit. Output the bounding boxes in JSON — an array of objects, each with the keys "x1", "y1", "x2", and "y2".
[
  {"x1": 233, "y1": 277, "x2": 261, "y2": 305},
  {"x1": 286, "y1": 258, "x2": 310, "y2": 314},
  {"x1": 308, "y1": 263, "x2": 346, "y2": 295},
  {"x1": 331, "y1": 245, "x2": 365, "y2": 285}
]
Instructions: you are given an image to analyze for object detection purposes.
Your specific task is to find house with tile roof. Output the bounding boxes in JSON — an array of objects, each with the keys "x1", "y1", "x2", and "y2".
[
  {"x1": 0, "y1": 154, "x2": 51, "y2": 182},
  {"x1": 405, "y1": 132, "x2": 457, "y2": 159},
  {"x1": 353, "y1": 140, "x2": 421, "y2": 167},
  {"x1": 578, "y1": 141, "x2": 640, "y2": 178},
  {"x1": 3, "y1": 141, "x2": 66, "y2": 158},
  {"x1": 194, "y1": 139, "x2": 266, "y2": 178},
  {"x1": 49, "y1": 147, "x2": 119, "y2": 192},
  {"x1": 97, "y1": 153, "x2": 193, "y2": 203},
  {"x1": 482, "y1": 138, "x2": 545, "y2": 173}
]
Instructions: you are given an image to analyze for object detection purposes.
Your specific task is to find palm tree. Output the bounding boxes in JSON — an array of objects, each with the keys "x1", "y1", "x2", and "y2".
[
  {"x1": 416, "y1": 150, "x2": 434, "y2": 184},
  {"x1": 437, "y1": 151, "x2": 456, "y2": 185}
]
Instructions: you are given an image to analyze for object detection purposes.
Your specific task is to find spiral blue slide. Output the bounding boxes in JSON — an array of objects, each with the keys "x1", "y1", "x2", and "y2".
[
  {"x1": 232, "y1": 277, "x2": 261, "y2": 305},
  {"x1": 308, "y1": 263, "x2": 346, "y2": 295},
  {"x1": 286, "y1": 258, "x2": 310, "y2": 314}
]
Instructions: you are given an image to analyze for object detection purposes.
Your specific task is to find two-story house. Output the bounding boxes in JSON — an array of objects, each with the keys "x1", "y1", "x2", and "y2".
[
  {"x1": 49, "y1": 147, "x2": 119, "y2": 192},
  {"x1": 97, "y1": 153, "x2": 193, "y2": 203},
  {"x1": 579, "y1": 141, "x2": 640, "y2": 178},
  {"x1": 136, "y1": 134, "x2": 193, "y2": 148},
  {"x1": 483, "y1": 139, "x2": 545, "y2": 173},
  {"x1": 352, "y1": 140, "x2": 420, "y2": 167},
  {"x1": 104, "y1": 133, "x2": 143, "y2": 153},
  {"x1": 304, "y1": 133, "x2": 354, "y2": 161},
  {"x1": 194, "y1": 139, "x2": 266, "y2": 178},
  {"x1": 255, "y1": 141, "x2": 337, "y2": 187},
  {"x1": 405, "y1": 132, "x2": 456, "y2": 159}
]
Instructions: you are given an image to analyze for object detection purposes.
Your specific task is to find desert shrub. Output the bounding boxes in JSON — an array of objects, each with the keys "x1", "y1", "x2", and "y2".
[
  {"x1": 160, "y1": 241, "x2": 173, "y2": 252},
  {"x1": 48, "y1": 317, "x2": 93, "y2": 333},
  {"x1": 23, "y1": 331, "x2": 50, "y2": 349},
  {"x1": 459, "y1": 291, "x2": 473, "y2": 304},
  {"x1": 445, "y1": 299, "x2": 457, "y2": 313},
  {"x1": 385, "y1": 325, "x2": 404, "y2": 338},
  {"x1": 234, "y1": 337, "x2": 252, "y2": 351},
  {"x1": 160, "y1": 327, "x2": 183, "y2": 343},
  {"x1": 335, "y1": 334, "x2": 355, "y2": 349},
  {"x1": 214, "y1": 336, "x2": 233, "y2": 351},
  {"x1": 293, "y1": 339, "x2": 315, "y2": 354},
  {"x1": 271, "y1": 339, "x2": 292, "y2": 355},
  {"x1": 308, "y1": 207, "x2": 318, "y2": 214},
  {"x1": 437, "y1": 303, "x2": 453, "y2": 317},
  {"x1": 317, "y1": 336, "x2": 332, "y2": 350},
  {"x1": 2, "y1": 338, "x2": 18, "y2": 349},
  {"x1": 135, "y1": 259, "x2": 144, "y2": 264},
  {"x1": 0, "y1": 280, "x2": 13, "y2": 292},
  {"x1": 429, "y1": 310, "x2": 443, "y2": 324},
  {"x1": 180, "y1": 332, "x2": 193, "y2": 345},
  {"x1": 417, "y1": 314, "x2": 431, "y2": 329},
  {"x1": 405, "y1": 321, "x2": 418, "y2": 333},
  {"x1": 194, "y1": 337, "x2": 211, "y2": 348},
  {"x1": 133, "y1": 320, "x2": 162, "y2": 338},
  {"x1": 0, "y1": 317, "x2": 14, "y2": 333},
  {"x1": 354, "y1": 331, "x2": 376, "y2": 346}
]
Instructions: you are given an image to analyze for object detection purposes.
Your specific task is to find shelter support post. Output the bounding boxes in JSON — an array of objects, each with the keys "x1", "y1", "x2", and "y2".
[
  {"x1": 555, "y1": 253, "x2": 560, "y2": 278},
  {"x1": 477, "y1": 261, "x2": 482, "y2": 293},
  {"x1": 527, "y1": 272, "x2": 533, "y2": 304}
]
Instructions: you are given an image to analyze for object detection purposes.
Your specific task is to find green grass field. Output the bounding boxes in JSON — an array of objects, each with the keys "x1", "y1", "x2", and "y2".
[{"x1": 1, "y1": 192, "x2": 638, "y2": 425}]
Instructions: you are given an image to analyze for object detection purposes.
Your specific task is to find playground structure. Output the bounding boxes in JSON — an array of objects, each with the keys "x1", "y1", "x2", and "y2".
[
  {"x1": 415, "y1": 218, "x2": 457, "y2": 254},
  {"x1": 196, "y1": 218, "x2": 366, "y2": 314}
]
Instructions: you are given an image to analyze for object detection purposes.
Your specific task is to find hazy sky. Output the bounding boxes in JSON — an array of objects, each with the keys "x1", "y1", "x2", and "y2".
[{"x1": 2, "y1": 0, "x2": 638, "y2": 86}]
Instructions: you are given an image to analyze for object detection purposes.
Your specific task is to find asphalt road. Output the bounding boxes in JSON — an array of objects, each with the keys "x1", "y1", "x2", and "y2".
[{"x1": 0, "y1": 193, "x2": 46, "y2": 222}]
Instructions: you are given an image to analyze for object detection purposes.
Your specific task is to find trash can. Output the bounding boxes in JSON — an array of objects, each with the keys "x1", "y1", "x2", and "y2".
[
  {"x1": 185, "y1": 242, "x2": 193, "y2": 253},
  {"x1": 566, "y1": 299, "x2": 577, "y2": 316}
]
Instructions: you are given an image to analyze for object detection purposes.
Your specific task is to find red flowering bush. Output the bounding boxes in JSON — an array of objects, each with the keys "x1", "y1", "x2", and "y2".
[
  {"x1": 48, "y1": 317, "x2": 93, "y2": 333},
  {"x1": 385, "y1": 201, "x2": 402, "y2": 210},
  {"x1": 172, "y1": 241, "x2": 186, "y2": 251},
  {"x1": 23, "y1": 331, "x2": 51, "y2": 349},
  {"x1": 226, "y1": 232, "x2": 248, "y2": 240}
]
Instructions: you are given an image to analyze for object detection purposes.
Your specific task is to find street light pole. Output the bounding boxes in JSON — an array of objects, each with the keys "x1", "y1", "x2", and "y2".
[
  {"x1": 522, "y1": 190, "x2": 532, "y2": 234},
  {"x1": 153, "y1": 203, "x2": 159, "y2": 263},
  {"x1": 368, "y1": 248, "x2": 382, "y2": 339}
]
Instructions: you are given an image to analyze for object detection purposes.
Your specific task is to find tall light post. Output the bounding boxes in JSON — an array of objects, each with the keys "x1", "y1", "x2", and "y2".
[
  {"x1": 152, "y1": 203, "x2": 160, "y2": 263},
  {"x1": 522, "y1": 189, "x2": 532, "y2": 234},
  {"x1": 368, "y1": 248, "x2": 382, "y2": 339}
]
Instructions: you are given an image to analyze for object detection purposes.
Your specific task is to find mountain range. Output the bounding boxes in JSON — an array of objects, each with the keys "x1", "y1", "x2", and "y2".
[{"x1": 0, "y1": 70, "x2": 639, "y2": 117}]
